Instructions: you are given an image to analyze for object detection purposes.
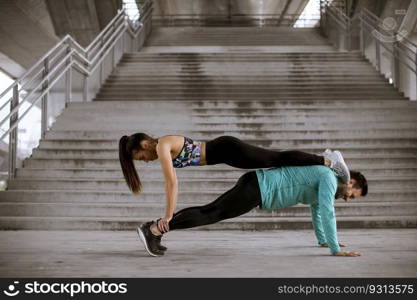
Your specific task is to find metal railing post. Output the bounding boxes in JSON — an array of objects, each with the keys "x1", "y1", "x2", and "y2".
[
  {"x1": 65, "y1": 46, "x2": 72, "y2": 105},
  {"x1": 83, "y1": 56, "x2": 89, "y2": 102},
  {"x1": 347, "y1": 20, "x2": 351, "y2": 51},
  {"x1": 392, "y1": 41, "x2": 400, "y2": 88},
  {"x1": 131, "y1": 35, "x2": 134, "y2": 52},
  {"x1": 41, "y1": 58, "x2": 49, "y2": 138},
  {"x1": 83, "y1": 75, "x2": 89, "y2": 102},
  {"x1": 121, "y1": 29, "x2": 125, "y2": 53},
  {"x1": 338, "y1": 21, "x2": 342, "y2": 50},
  {"x1": 111, "y1": 29, "x2": 117, "y2": 68},
  {"x1": 8, "y1": 85, "x2": 19, "y2": 179},
  {"x1": 112, "y1": 23, "x2": 116, "y2": 68},
  {"x1": 112, "y1": 46, "x2": 116, "y2": 68},
  {"x1": 360, "y1": 14, "x2": 365, "y2": 54},
  {"x1": 415, "y1": 52, "x2": 417, "y2": 100},
  {"x1": 100, "y1": 36, "x2": 104, "y2": 85},
  {"x1": 375, "y1": 38, "x2": 381, "y2": 71}
]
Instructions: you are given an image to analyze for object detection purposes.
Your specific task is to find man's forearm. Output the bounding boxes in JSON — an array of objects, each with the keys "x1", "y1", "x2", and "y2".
[{"x1": 310, "y1": 204, "x2": 326, "y2": 244}]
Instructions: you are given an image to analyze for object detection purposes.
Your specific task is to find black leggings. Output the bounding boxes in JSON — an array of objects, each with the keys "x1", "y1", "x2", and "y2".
[
  {"x1": 169, "y1": 171, "x2": 261, "y2": 230},
  {"x1": 205, "y1": 136, "x2": 324, "y2": 169}
]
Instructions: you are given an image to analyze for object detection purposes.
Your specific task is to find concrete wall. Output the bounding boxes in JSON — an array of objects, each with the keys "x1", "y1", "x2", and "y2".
[
  {"x1": 152, "y1": 0, "x2": 308, "y2": 25},
  {"x1": 398, "y1": 0, "x2": 417, "y2": 100},
  {"x1": 347, "y1": 0, "x2": 417, "y2": 100},
  {"x1": 352, "y1": 0, "x2": 388, "y2": 17},
  {"x1": 0, "y1": 0, "x2": 59, "y2": 69},
  {"x1": 0, "y1": 53, "x2": 26, "y2": 79},
  {"x1": 0, "y1": 0, "x2": 125, "y2": 171},
  {"x1": 95, "y1": 0, "x2": 122, "y2": 29},
  {"x1": 46, "y1": 0, "x2": 102, "y2": 47},
  {"x1": 45, "y1": 0, "x2": 120, "y2": 47},
  {"x1": 0, "y1": 0, "x2": 121, "y2": 74},
  {"x1": 152, "y1": 0, "x2": 307, "y2": 15}
]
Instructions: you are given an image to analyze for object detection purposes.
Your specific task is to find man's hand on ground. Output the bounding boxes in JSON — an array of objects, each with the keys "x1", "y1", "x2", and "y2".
[
  {"x1": 320, "y1": 242, "x2": 346, "y2": 248},
  {"x1": 333, "y1": 250, "x2": 361, "y2": 257}
]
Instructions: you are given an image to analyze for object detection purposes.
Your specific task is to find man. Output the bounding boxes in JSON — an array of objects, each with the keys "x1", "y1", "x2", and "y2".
[{"x1": 138, "y1": 164, "x2": 368, "y2": 257}]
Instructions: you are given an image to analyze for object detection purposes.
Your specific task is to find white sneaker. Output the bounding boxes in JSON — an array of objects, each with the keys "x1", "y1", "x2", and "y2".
[{"x1": 323, "y1": 149, "x2": 351, "y2": 183}]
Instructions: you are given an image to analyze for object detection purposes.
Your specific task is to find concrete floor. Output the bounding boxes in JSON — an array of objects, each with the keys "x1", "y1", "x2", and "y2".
[{"x1": 0, "y1": 229, "x2": 416, "y2": 277}]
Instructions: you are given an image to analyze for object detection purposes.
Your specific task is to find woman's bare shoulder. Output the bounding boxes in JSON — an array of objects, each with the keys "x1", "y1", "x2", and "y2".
[{"x1": 157, "y1": 135, "x2": 185, "y2": 152}]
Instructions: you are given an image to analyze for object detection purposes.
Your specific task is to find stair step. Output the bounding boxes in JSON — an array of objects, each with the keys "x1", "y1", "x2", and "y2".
[
  {"x1": 22, "y1": 157, "x2": 417, "y2": 169},
  {"x1": 38, "y1": 138, "x2": 417, "y2": 149},
  {"x1": 1, "y1": 202, "x2": 416, "y2": 218},
  {"x1": 14, "y1": 167, "x2": 417, "y2": 179},
  {"x1": 68, "y1": 100, "x2": 415, "y2": 107},
  {"x1": 104, "y1": 82, "x2": 389, "y2": 86},
  {"x1": 1, "y1": 190, "x2": 416, "y2": 203},
  {"x1": 96, "y1": 96, "x2": 407, "y2": 101},
  {"x1": 43, "y1": 130, "x2": 417, "y2": 140},
  {"x1": 7, "y1": 177, "x2": 417, "y2": 191},
  {"x1": 29, "y1": 148, "x2": 417, "y2": 160},
  {"x1": 0, "y1": 216, "x2": 415, "y2": 230}
]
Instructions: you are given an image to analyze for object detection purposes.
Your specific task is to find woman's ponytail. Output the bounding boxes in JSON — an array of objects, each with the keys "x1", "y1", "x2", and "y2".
[{"x1": 119, "y1": 135, "x2": 141, "y2": 194}]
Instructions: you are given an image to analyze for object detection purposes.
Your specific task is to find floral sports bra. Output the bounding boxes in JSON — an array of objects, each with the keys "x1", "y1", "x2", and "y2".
[{"x1": 172, "y1": 137, "x2": 202, "y2": 168}]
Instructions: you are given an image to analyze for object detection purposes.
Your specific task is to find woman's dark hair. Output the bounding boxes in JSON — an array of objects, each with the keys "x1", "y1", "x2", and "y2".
[
  {"x1": 350, "y1": 170, "x2": 368, "y2": 196},
  {"x1": 119, "y1": 133, "x2": 154, "y2": 194}
]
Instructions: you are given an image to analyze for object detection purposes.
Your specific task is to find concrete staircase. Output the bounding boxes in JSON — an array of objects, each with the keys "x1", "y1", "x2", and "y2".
[
  {"x1": 1, "y1": 27, "x2": 417, "y2": 230},
  {"x1": 145, "y1": 27, "x2": 332, "y2": 46}
]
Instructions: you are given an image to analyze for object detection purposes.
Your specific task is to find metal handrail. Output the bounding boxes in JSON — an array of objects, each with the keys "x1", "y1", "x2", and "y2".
[
  {"x1": 359, "y1": 14, "x2": 416, "y2": 65},
  {"x1": 0, "y1": 0, "x2": 153, "y2": 179},
  {"x1": 361, "y1": 8, "x2": 417, "y2": 49},
  {"x1": 0, "y1": 51, "x2": 74, "y2": 129},
  {"x1": 0, "y1": 37, "x2": 70, "y2": 101},
  {"x1": 85, "y1": 9, "x2": 126, "y2": 52},
  {"x1": 1, "y1": 1, "x2": 152, "y2": 137},
  {"x1": 357, "y1": 9, "x2": 416, "y2": 75},
  {"x1": 322, "y1": 3, "x2": 417, "y2": 99}
]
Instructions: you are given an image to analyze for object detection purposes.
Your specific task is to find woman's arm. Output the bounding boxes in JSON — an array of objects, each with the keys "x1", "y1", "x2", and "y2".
[{"x1": 156, "y1": 139, "x2": 178, "y2": 233}]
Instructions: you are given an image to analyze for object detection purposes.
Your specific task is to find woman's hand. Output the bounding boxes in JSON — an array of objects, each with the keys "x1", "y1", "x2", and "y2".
[{"x1": 157, "y1": 215, "x2": 173, "y2": 233}]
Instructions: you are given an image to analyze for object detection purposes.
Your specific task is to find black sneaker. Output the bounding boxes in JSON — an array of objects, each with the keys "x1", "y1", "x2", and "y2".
[
  {"x1": 155, "y1": 219, "x2": 167, "y2": 251},
  {"x1": 137, "y1": 222, "x2": 164, "y2": 257},
  {"x1": 156, "y1": 235, "x2": 167, "y2": 251}
]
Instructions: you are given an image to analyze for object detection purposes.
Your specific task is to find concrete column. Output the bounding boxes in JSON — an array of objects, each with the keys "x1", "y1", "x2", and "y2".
[{"x1": 94, "y1": 0, "x2": 121, "y2": 29}]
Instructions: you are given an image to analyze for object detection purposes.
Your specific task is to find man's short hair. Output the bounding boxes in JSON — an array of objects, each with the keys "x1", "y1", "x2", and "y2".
[{"x1": 350, "y1": 170, "x2": 368, "y2": 196}]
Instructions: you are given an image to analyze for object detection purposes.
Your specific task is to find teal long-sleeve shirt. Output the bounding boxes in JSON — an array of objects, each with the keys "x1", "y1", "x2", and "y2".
[{"x1": 256, "y1": 165, "x2": 340, "y2": 254}]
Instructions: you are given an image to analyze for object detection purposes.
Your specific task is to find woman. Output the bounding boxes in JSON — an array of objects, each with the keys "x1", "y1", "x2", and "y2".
[{"x1": 119, "y1": 133, "x2": 350, "y2": 235}]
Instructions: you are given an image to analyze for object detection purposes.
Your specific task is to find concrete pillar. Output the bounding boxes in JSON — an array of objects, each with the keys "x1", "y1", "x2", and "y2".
[
  {"x1": 354, "y1": 0, "x2": 417, "y2": 100},
  {"x1": 94, "y1": 0, "x2": 122, "y2": 30},
  {"x1": 399, "y1": 0, "x2": 417, "y2": 35},
  {"x1": 399, "y1": 0, "x2": 417, "y2": 100},
  {"x1": 352, "y1": 0, "x2": 387, "y2": 17}
]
